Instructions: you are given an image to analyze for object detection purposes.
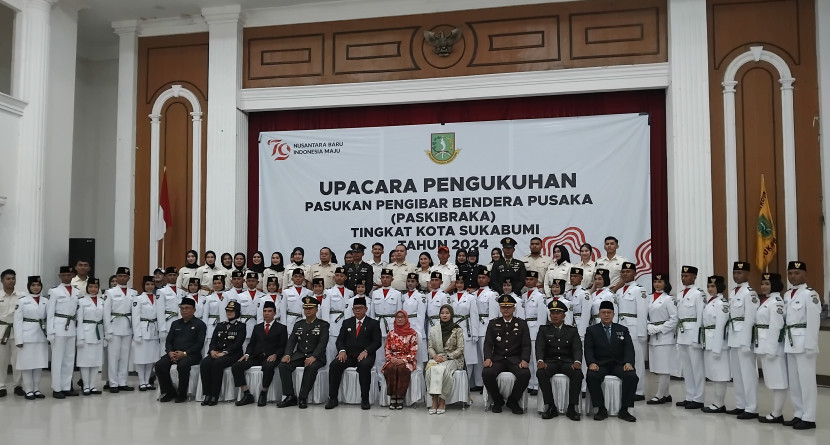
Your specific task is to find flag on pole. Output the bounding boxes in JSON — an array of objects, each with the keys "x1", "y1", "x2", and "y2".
[
  {"x1": 157, "y1": 168, "x2": 173, "y2": 241},
  {"x1": 755, "y1": 175, "x2": 777, "y2": 271}
]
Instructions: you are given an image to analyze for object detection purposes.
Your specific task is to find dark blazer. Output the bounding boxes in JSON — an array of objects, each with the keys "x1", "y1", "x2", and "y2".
[
  {"x1": 208, "y1": 319, "x2": 246, "y2": 355},
  {"x1": 335, "y1": 316, "x2": 382, "y2": 359},
  {"x1": 584, "y1": 322, "x2": 635, "y2": 367},
  {"x1": 483, "y1": 317, "x2": 532, "y2": 364},
  {"x1": 246, "y1": 320, "x2": 288, "y2": 359},
  {"x1": 285, "y1": 317, "x2": 329, "y2": 363},
  {"x1": 536, "y1": 323, "x2": 582, "y2": 364}
]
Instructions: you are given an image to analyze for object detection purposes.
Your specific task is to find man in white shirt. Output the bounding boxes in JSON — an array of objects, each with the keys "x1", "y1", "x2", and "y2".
[
  {"x1": 0, "y1": 269, "x2": 22, "y2": 397},
  {"x1": 520, "y1": 237, "x2": 551, "y2": 292},
  {"x1": 594, "y1": 236, "x2": 629, "y2": 293},
  {"x1": 369, "y1": 243, "x2": 388, "y2": 290},
  {"x1": 389, "y1": 244, "x2": 415, "y2": 292},
  {"x1": 430, "y1": 245, "x2": 458, "y2": 292},
  {"x1": 70, "y1": 259, "x2": 91, "y2": 296}
]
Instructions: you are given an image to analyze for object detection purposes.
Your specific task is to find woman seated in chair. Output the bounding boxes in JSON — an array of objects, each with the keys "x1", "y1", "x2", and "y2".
[
  {"x1": 382, "y1": 310, "x2": 419, "y2": 410},
  {"x1": 425, "y1": 304, "x2": 465, "y2": 414}
]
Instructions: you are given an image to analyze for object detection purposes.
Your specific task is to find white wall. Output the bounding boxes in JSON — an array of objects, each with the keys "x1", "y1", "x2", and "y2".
[
  {"x1": 0, "y1": 104, "x2": 20, "y2": 271},
  {"x1": 70, "y1": 56, "x2": 118, "y2": 279}
]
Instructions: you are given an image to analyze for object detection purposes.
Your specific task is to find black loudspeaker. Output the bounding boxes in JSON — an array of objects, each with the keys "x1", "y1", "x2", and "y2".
[{"x1": 68, "y1": 238, "x2": 95, "y2": 278}]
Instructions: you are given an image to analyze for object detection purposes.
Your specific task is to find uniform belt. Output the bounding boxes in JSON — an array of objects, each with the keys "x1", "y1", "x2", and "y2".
[
  {"x1": 140, "y1": 318, "x2": 157, "y2": 332},
  {"x1": 677, "y1": 317, "x2": 697, "y2": 334},
  {"x1": 650, "y1": 320, "x2": 666, "y2": 326},
  {"x1": 165, "y1": 310, "x2": 178, "y2": 321},
  {"x1": 286, "y1": 311, "x2": 302, "y2": 318},
  {"x1": 453, "y1": 314, "x2": 471, "y2": 336},
  {"x1": 751, "y1": 324, "x2": 773, "y2": 348},
  {"x1": 428, "y1": 315, "x2": 440, "y2": 326},
  {"x1": 55, "y1": 313, "x2": 76, "y2": 330},
  {"x1": 0, "y1": 320, "x2": 11, "y2": 345},
  {"x1": 619, "y1": 313, "x2": 637, "y2": 321},
  {"x1": 785, "y1": 323, "x2": 807, "y2": 346},
  {"x1": 241, "y1": 314, "x2": 255, "y2": 322},
  {"x1": 701, "y1": 325, "x2": 716, "y2": 347},
  {"x1": 330, "y1": 310, "x2": 345, "y2": 323},
  {"x1": 573, "y1": 312, "x2": 581, "y2": 317},
  {"x1": 526, "y1": 317, "x2": 537, "y2": 322},
  {"x1": 407, "y1": 314, "x2": 418, "y2": 318},
  {"x1": 112, "y1": 312, "x2": 132, "y2": 328},
  {"x1": 208, "y1": 314, "x2": 220, "y2": 325},
  {"x1": 83, "y1": 319, "x2": 104, "y2": 340},
  {"x1": 377, "y1": 313, "x2": 395, "y2": 332},
  {"x1": 727, "y1": 316, "x2": 744, "y2": 331},
  {"x1": 23, "y1": 317, "x2": 47, "y2": 337}
]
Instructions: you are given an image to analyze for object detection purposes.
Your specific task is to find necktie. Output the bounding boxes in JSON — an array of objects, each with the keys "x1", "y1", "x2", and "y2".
[
  {"x1": 383, "y1": 289, "x2": 389, "y2": 298},
  {"x1": 623, "y1": 285, "x2": 629, "y2": 294},
  {"x1": 734, "y1": 287, "x2": 740, "y2": 295},
  {"x1": 296, "y1": 287, "x2": 303, "y2": 296},
  {"x1": 148, "y1": 294, "x2": 154, "y2": 304},
  {"x1": 172, "y1": 286, "x2": 177, "y2": 294},
  {"x1": 33, "y1": 296, "x2": 40, "y2": 304},
  {"x1": 121, "y1": 287, "x2": 128, "y2": 295},
  {"x1": 477, "y1": 289, "x2": 483, "y2": 296},
  {"x1": 683, "y1": 288, "x2": 690, "y2": 297},
  {"x1": 457, "y1": 292, "x2": 463, "y2": 301},
  {"x1": 338, "y1": 287, "x2": 345, "y2": 296},
  {"x1": 65, "y1": 286, "x2": 72, "y2": 295},
  {"x1": 92, "y1": 297, "x2": 98, "y2": 306},
  {"x1": 791, "y1": 289, "x2": 797, "y2": 298},
  {"x1": 356, "y1": 320, "x2": 362, "y2": 337},
  {"x1": 605, "y1": 325, "x2": 611, "y2": 342},
  {"x1": 265, "y1": 323, "x2": 270, "y2": 334},
  {"x1": 653, "y1": 292, "x2": 660, "y2": 302}
]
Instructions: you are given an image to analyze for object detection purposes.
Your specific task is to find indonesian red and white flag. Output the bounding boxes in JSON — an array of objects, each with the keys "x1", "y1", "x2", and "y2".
[{"x1": 158, "y1": 168, "x2": 173, "y2": 241}]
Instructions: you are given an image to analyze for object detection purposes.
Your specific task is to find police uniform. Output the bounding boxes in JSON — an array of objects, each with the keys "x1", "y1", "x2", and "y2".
[
  {"x1": 132, "y1": 276, "x2": 161, "y2": 389},
  {"x1": 277, "y1": 297, "x2": 329, "y2": 407},
  {"x1": 543, "y1": 260, "x2": 571, "y2": 297},
  {"x1": 482, "y1": 295, "x2": 532, "y2": 413},
  {"x1": 104, "y1": 267, "x2": 136, "y2": 390},
  {"x1": 755, "y1": 273, "x2": 788, "y2": 422},
  {"x1": 309, "y1": 261, "x2": 338, "y2": 291},
  {"x1": 784, "y1": 261, "x2": 820, "y2": 429},
  {"x1": 14, "y1": 277, "x2": 48, "y2": 399},
  {"x1": 200, "y1": 300, "x2": 247, "y2": 404},
  {"x1": 457, "y1": 257, "x2": 477, "y2": 290},
  {"x1": 345, "y1": 243, "x2": 373, "y2": 292},
  {"x1": 201, "y1": 274, "x2": 233, "y2": 357},
  {"x1": 47, "y1": 267, "x2": 80, "y2": 395},
  {"x1": 491, "y1": 237, "x2": 527, "y2": 293},
  {"x1": 536, "y1": 300, "x2": 583, "y2": 419},
  {"x1": 615, "y1": 262, "x2": 648, "y2": 397},
  {"x1": 76, "y1": 278, "x2": 105, "y2": 394},
  {"x1": 702, "y1": 276, "x2": 731, "y2": 412},
  {"x1": 282, "y1": 270, "x2": 315, "y2": 334},
  {"x1": 727, "y1": 261, "x2": 760, "y2": 416},
  {"x1": 646, "y1": 275, "x2": 679, "y2": 403},
  {"x1": 0, "y1": 283, "x2": 21, "y2": 394},
  {"x1": 675, "y1": 266, "x2": 706, "y2": 408},
  {"x1": 401, "y1": 273, "x2": 427, "y2": 364}
]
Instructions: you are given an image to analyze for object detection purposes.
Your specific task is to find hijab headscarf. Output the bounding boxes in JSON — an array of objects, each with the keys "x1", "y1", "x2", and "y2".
[
  {"x1": 184, "y1": 250, "x2": 199, "y2": 269},
  {"x1": 221, "y1": 252, "x2": 233, "y2": 269},
  {"x1": 392, "y1": 310, "x2": 417, "y2": 337},
  {"x1": 249, "y1": 250, "x2": 265, "y2": 274},
  {"x1": 204, "y1": 250, "x2": 217, "y2": 269},
  {"x1": 269, "y1": 251, "x2": 285, "y2": 272},
  {"x1": 439, "y1": 304, "x2": 459, "y2": 344},
  {"x1": 233, "y1": 252, "x2": 246, "y2": 272}
]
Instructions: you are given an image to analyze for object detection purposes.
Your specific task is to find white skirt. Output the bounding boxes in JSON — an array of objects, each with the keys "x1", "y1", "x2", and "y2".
[
  {"x1": 133, "y1": 339, "x2": 160, "y2": 365},
  {"x1": 649, "y1": 344, "x2": 678, "y2": 374},
  {"x1": 463, "y1": 337, "x2": 478, "y2": 365},
  {"x1": 704, "y1": 350, "x2": 730, "y2": 382},
  {"x1": 16, "y1": 342, "x2": 48, "y2": 370},
  {"x1": 76, "y1": 342, "x2": 104, "y2": 367},
  {"x1": 758, "y1": 351, "x2": 788, "y2": 390}
]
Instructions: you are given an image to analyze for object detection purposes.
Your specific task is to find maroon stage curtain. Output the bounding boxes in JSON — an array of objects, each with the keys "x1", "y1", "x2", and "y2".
[{"x1": 247, "y1": 90, "x2": 668, "y2": 276}]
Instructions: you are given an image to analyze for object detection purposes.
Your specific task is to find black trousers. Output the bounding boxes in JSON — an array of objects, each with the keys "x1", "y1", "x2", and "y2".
[
  {"x1": 155, "y1": 354, "x2": 201, "y2": 398},
  {"x1": 231, "y1": 356, "x2": 280, "y2": 389},
  {"x1": 328, "y1": 355, "x2": 374, "y2": 401},
  {"x1": 200, "y1": 353, "x2": 243, "y2": 398},
  {"x1": 482, "y1": 359, "x2": 531, "y2": 405},
  {"x1": 537, "y1": 361, "x2": 583, "y2": 407},
  {"x1": 278, "y1": 357, "x2": 324, "y2": 399},
  {"x1": 586, "y1": 364, "x2": 638, "y2": 410}
]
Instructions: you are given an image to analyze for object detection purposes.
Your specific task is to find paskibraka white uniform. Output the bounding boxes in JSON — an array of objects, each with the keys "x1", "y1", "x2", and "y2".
[
  {"x1": 727, "y1": 282, "x2": 760, "y2": 413},
  {"x1": 784, "y1": 284, "x2": 821, "y2": 423},
  {"x1": 47, "y1": 284, "x2": 79, "y2": 392},
  {"x1": 676, "y1": 285, "x2": 705, "y2": 403}
]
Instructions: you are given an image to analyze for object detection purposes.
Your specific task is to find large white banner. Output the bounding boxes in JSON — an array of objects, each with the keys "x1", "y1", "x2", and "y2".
[{"x1": 259, "y1": 113, "x2": 652, "y2": 277}]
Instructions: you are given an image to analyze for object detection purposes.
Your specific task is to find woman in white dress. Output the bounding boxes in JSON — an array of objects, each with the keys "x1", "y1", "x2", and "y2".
[
  {"x1": 577, "y1": 244, "x2": 597, "y2": 291},
  {"x1": 202, "y1": 274, "x2": 230, "y2": 356},
  {"x1": 76, "y1": 278, "x2": 105, "y2": 395},
  {"x1": 416, "y1": 252, "x2": 434, "y2": 293},
  {"x1": 425, "y1": 304, "x2": 465, "y2": 414},
  {"x1": 132, "y1": 276, "x2": 160, "y2": 391},
  {"x1": 543, "y1": 245, "x2": 572, "y2": 297},
  {"x1": 701, "y1": 276, "x2": 731, "y2": 413},
  {"x1": 646, "y1": 273, "x2": 678, "y2": 404},
  {"x1": 401, "y1": 273, "x2": 427, "y2": 365},
  {"x1": 185, "y1": 277, "x2": 205, "y2": 319},
  {"x1": 755, "y1": 272, "x2": 788, "y2": 423},
  {"x1": 589, "y1": 269, "x2": 617, "y2": 325},
  {"x1": 261, "y1": 252, "x2": 285, "y2": 292},
  {"x1": 14, "y1": 276, "x2": 48, "y2": 400},
  {"x1": 448, "y1": 274, "x2": 478, "y2": 379},
  {"x1": 258, "y1": 276, "x2": 284, "y2": 324},
  {"x1": 196, "y1": 251, "x2": 224, "y2": 295}
]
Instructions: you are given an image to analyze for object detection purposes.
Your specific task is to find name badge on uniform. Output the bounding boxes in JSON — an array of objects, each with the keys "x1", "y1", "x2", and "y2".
[{"x1": 496, "y1": 336, "x2": 501, "y2": 341}]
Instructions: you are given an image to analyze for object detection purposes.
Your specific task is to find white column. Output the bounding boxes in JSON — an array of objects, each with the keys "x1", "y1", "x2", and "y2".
[
  {"x1": 14, "y1": 0, "x2": 55, "y2": 277},
  {"x1": 666, "y1": 0, "x2": 715, "y2": 279},
  {"x1": 203, "y1": 4, "x2": 245, "y2": 255},
  {"x1": 190, "y1": 110, "x2": 203, "y2": 253},
  {"x1": 816, "y1": 0, "x2": 830, "y2": 296},
  {"x1": 112, "y1": 20, "x2": 139, "y2": 270}
]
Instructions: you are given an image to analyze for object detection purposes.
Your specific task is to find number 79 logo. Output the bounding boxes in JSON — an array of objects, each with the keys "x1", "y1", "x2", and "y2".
[{"x1": 268, "y1": 139, "x2": 291, "y2": 161}]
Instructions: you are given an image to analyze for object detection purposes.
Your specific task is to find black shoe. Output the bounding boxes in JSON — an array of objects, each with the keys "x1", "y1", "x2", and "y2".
[
  {"x1": 726, "y1": 408, "x2": 745, "y2": 415},
  {"x1": 0, "y1": 388, "x2": 6, "y2": 397},
  {"x1": 737, "y1": 412, "x2": 758, "y2": 420},
  {"x1": 594, "y1": 407, "x2": 608, "y2": 421},
  {"x1": 298, "y1": 398, "x2": 308, "y2": 409},
  {"x1": 470, "y1": 386, "x2": 482, "y2": 392},
  {"x1": 159, "y1": 394, "x2": 175, "y2": 403},
  {"x1": 118, "y1": 385, "x2": 134, "y2": 392},
  {"x1": 149, "y1": 376, "x2": 156, "y2": 386},
  {"x1": 139, "y1": 385, "x2": 147, "y2": 392},
  {"x1": 64, "y1": 390, "x2": 79, "y2": 397},
  {"x1": 145, "y1": 385, "x2": 156, "y2": 391},
  {"x1": 702, "y1": 405, "x2": 726, "y2": 414},
  {"x1": 542, "y1": 406, "x2": 559, "y2": 419},
  {"x1": 257, "y1": 392, "x2": 268, "y2": 407},
  {"x1": 201, "y1": 396, "x2": 211, "y2": 406},
  {"x1": 782, "y1": 417, "x2": 801, "y2": 426},
  {"x1": 528, "y1": 389, "x2": 538, "y2": 396},
  {"x1": 208, "y1": 397, "x2": 218, "y2": 406},
  {"x1": 236, "y1": 393, "x2": 255, "y2": 406},
  {"x1": 647, "y1": 397, "x2": 664, "y2": 405},
  {"x1": 685, "y1": 402, "x2": 704, "y2": 410},
  {"x1": 277, "y1": 395, "x2": 298, "y2": 408},
  {"x1": 566, "y1": 406, "x2": 581, "y2": 421},
  {"x1": 82, "y1": 389, "x2": 91, "y2": 396},
  {"x1": 53, "y1": 391, "x2": 66, "y2": 399},
  {"x1": 618, "y1": 410, "x2": 637, "y2": 422},
  {"x1": 103, "y1": 383, "x2": 110, "y2": 390},
  {"x1": 675, "y1": 400, "x2": 689, "y2": 407},
  {"x1": 633, "y1": 394, "x2": 646, "y2": 402},
  {"x1": 109, "y1": 387, "x2": 120, "y2": 394},
  {"x1": 24, "y1": 392, "x2": 36, "y2": 400},
  {"x1": 491, "y1": 402, "x2": 503, "y2": 413},
  {"x1": 793, "y1": 421, "x2": 816, "y2": 430},
  {"x1": 14, "y1": 386, "x2": 25, "y2": 396},
  {"x1": 506, "y1": 399, "x2": 523, "y2": 415},
  {"x1": 325, "y1": 399, "x2": 339, "y2": 410},
  {"x1": 77, "y1": 379, "x2": 84, "y2": 388},
  {"x1": 174, "y1": 396, "x2": 187, "y2": 403},
  {"x1": 360, "y1": 400, "x2": 370, "y2": 410},
  {"x1": 33, "y1": 391, "x2": 44, "y2": 399},
  {"x1": 581, "y1": 391, "x2": 586, "y2": 399},
  {"x1": 758, "y1": 414, "x2": 784, "y2": 424}
]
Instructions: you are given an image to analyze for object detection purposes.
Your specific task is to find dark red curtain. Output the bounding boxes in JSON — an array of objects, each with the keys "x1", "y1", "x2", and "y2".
[{"x1": 248, "y1": 90, "x2": 668, "y2": 274}]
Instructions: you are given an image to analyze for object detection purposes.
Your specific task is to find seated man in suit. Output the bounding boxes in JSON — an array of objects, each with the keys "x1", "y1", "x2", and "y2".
[
  {"x1": 233, "y1": 300, "x2": 288, "y2": 407},
  {"x1": 277, "y1": 297, "x2": 329, "y2": 409},
  {"x1": 482, "y1": 294, "x2": 532, "y2": 415},
  {"x1": 155, "y1": 297, "x2": 207, "y2": 403},
  {"x1": 326, "y1": 297, "x2": 382, "y2": 410},
  {"x1": 584, "y1": 300, "x2": 638, "y2": 422},
  {"x1": 536, "y1": 299, "x2": 583, "y2": 421}
]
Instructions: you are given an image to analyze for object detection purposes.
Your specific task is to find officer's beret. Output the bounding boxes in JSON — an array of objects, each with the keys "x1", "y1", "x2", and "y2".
[
  {"x1": 292, "y1": 268, "x2": 304, "y2": 276},
  {"x1": 500, "y1": 237, "x2": 517, "y2": 248},
  {"x1": 477, "y1": 266, "x2": 490, "y2": 277},
  {"x1": 621, "y1": 262, "x2": 636, "y2": 271},
  {"x1": 262, "y1": 300, "x2": 276, "y2": 311},
  {"x1": 350, "y1": 243, "x2": 366, "y2": 252},
  {"x1": 188, "y1": 277, "x2": 200, "y2": 286},
  {"x1": 787, "y1": 261, "x2": 807, "y2": 271},
  {"x1": 225, "y1": 301, "x2": 239, "y2": 312},
  {"x1": 213, "y1": 274, "x2": 226, "y2": 282},
  {"x1": 302, "y1": 296, "x2": 320, "y2": 307},
  {"x1": 335, "y1": 267, "x2": 346, "y2": 274},
  {"x1": 468, "y1": 247, "x2": 479, "y2": 256},
  {"x1": 732, "y1": 261, "x2": 750, "y2": 271},
  {"x1": 87, "y1": 278, "x2": 100, "y2": 287},
  {"x1": 27, "y1": 276, "x2": 41, "y2": 284},
  {"x1": 141, "y1": 276, "x2": 154, "y2": 285},
  {"x1": 246, "y1": 272, "x2": 258, "y2": 280},
  {"x1": 267, "y1": 276, "x2": 279, "y2": 287},
  {"x1": 548, "y1": 299, "x2": 568, "y2": 313},
  {"x1": 599, "y1": 301, "x2": 615, "y2": 312},
  {"x1": 525, "y1": 270, "x2": 539, "y2": 279},
  {"x1": 59, "y1": 266, "x2": 72, "y2": 274},
  {"x1": 406, "y1": 272, "x2": 418, "y2": 281},
  {"x1": 231, "y1": 270, "x2": 245, "y2": 278},
  {"x1": 116, "y1": 266, "x2": 131, "y2": 275},
  {"x1": 681, "y1": 265, "x2": 698, "y2": 275},
  {"x1": 312, "y1": 278, "x2": 324, "y2": 286},
  {"x1": 165, "y1": 266, "x2": 177, "y2": 274},
  {"x1": 430, "y1": 271, "x2": 442, "y2": 280},
  {"x1": 353, "y1": 297, "x2": 367, "y2": 307},
  {"x1": 381, "y1": 268, "x2": 393, "y2": 276},
  {"x1": 180, "y1": 297, "x2": 196, "y2": 307},
  {"x1": 570, "y1": 267, "x2": 583, "y2": 276},
  {"x1": 498, "y1": 294, "x2": 517, "y2": 306}
]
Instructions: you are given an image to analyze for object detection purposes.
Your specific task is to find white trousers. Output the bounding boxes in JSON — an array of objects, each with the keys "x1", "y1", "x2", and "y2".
[
  {"x1": 468, "y1": 337, "x2": 486, "y2": 387},
  {"x1": 51, "y1": 336, "x2": 76, "y2": 392},
  {"x1": 22, "y1": 369, "x2": 42, "y2": 393},
  {"x1": 0, "y1": 340, "x2": 21, "y2": 389},
  {"x1": 107, "y1": 335, "x2": 132, "y2": 386},
  {"x1": 729, "y1": 347, "x2": 758, "y2": 412},
  {"x1": 678, "y1": 344, "x2": 705, "y2": 402},
  {"x1": 787, "y1": 352, "x2": 817, "y2": 422},
  {"x1": 79, "y1": 367, "x2": 100, "y2": 390},
  {"x1": 633, "y1": 337, "x2": 646, "y2": 395}
]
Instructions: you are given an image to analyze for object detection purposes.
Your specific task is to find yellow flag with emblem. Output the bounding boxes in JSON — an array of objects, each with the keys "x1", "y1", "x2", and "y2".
[{"x1": 755, "y1": 175, "x2": 777, "y2": 270}]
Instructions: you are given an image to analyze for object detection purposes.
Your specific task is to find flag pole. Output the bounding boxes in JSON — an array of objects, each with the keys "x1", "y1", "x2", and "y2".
[{"x1": 762, "y1": 174, "x2": 767, "y2": 273}]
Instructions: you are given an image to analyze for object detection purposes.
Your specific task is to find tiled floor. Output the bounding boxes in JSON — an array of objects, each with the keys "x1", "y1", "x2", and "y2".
[{"x1": 1, "y1": 374, "x2": 824, "y2": 445}]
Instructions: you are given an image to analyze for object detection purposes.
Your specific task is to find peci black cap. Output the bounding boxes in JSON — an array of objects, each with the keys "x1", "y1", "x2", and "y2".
[
  {"x1": 335, "y1": 267, "x2": 346, "y2": 274},
  {"x1": 116, "y1": 266, "x2": 131, "y2": 275},
  {"x1": 681, "y1": 265, "x2": 698, "y2": 275},
  {"x1": 381, "y1": 268, "x2": 393, "y2": 276},
  {"x1": 787, "y1": 261, "x2": 807, "y2": 271},
  {"x1": 570, "y1": 267, "x2": 583, "y2": 276},
  {"x1": 350, "y1": 243, "x2": 366, "y2": 252},
  {"x1": 732, "y1": 261, "x2": 750, "y2": 272},
  {"x1": 165, "y1": 266, "x2": 178, "y2": 274},
  {"x1": 477, "y1": 266, "x2": 490, "y2": 277},
  {"x1": 312, "y1": 278, "x2": 324, "y2": 286},
  {"x1": 621, "y1": 262, "x2": 636, "y2": 271},
  {"x1": 188, "y1": 277, "x2": 200, "y2": 286},
  {"x1": 231, "y1": 270, "x2": 245, "y2": 278},
  {"x1": 599, "y1": 300, "x2": 615, "y2": 312},
  {"x1": 59, "y1": 266, "x2": 73, "y2": 274},
  {"x1": 292, "y1": 268, "x2": 304, "y2": 276},
  {"x1": 406, "y1": 272, "x2": 418, "y2": 281},
  {"x1": 267, "y1": 276, "x2": 279, "y2": 287},
  {"x1": 526, "y1": 270, "x2": 539, "y2": 279},
  {"x1": 180, "y1": 297, "x2": 196, "y2": 307},
  {"x1": 262, "y1": 300, "x2": 276, "y2": 311},
  {"x1": 246, "y1": 272, "x2": 258, "y2": 280},
  {"x1": 430, "y1": 271, "x2": 442, "y2": 280},
  {"x1": 353, "y1": 297, "x2": 367, "y2": 307},
  {"x1": 213, "y1": 274, "x2": 226, "y2": 282}
]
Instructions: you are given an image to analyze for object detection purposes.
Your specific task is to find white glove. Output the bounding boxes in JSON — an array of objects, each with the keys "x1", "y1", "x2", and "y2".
[
  {"x1": 76, "y1": 339, "x2": 84, "y2": 347},
  {"x1": 103, "y1": 340, "x2": 109, "y2": 348},
  {"x1": 741, "y1": 345, "x2": 751, "y2": 354},
  {"x1": 647, "y1": 325, "x2": 658, "y2": 335},
  {"x1": 46, "y1": 334, "x2": 55, "y2": 343}
]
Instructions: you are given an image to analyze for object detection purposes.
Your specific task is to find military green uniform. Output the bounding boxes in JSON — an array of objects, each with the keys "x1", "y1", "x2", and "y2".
[
  {"x1": 277, "y1": 300, "x2": 329, "y2": 403},
  {"x1": 492, "y1": 258, "x2": 527, "y2": 294},
  {"x1": 345, "y1": 261, "x2": 373, "y2": 293}
]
